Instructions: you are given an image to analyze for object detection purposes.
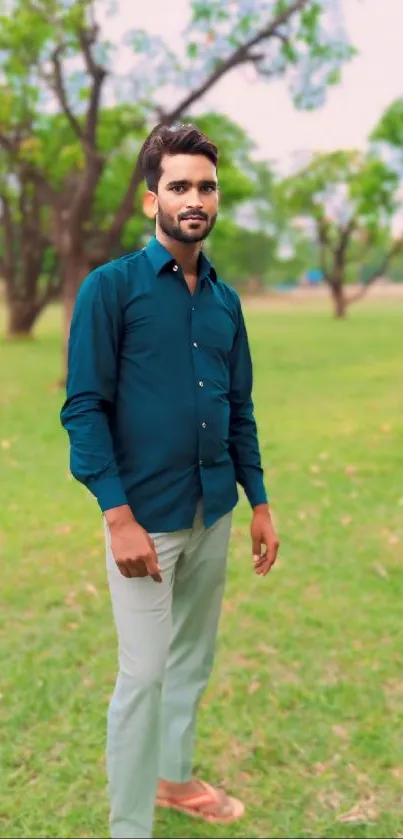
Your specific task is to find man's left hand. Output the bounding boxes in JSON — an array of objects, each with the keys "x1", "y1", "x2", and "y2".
[{"x1": 251, "y1": 504, "x2": 279, "y2": 576}]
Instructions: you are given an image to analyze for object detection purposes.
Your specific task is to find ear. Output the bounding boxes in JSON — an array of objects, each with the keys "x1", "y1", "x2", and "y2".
[{"x1": 143, "y1": 190, "x2": 158, "y2": 219}]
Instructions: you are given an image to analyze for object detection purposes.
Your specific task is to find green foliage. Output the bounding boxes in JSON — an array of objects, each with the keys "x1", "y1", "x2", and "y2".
[
  {"x1": 371, "y1": 97, "x2": 403, "y2": 150},
  {"x1": 0, "y1": 0, "x2": 92, "y2": 131},
  {"x1": 207, "y1": 218, "x2": 276, "y2": 286},
  {"x1": 194, "y1": 113, "x2": 256, "y2": 209},
  {"x1": 282, "y1": 150, "x2": 400, "y2": 246},
  {"x1": 278, "y1": 149, "x2": 403, "y2": 293}
]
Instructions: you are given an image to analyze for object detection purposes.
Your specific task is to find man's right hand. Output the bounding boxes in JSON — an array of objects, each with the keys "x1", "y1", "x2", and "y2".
[{"x1": 105, "y1": 505, "x2": 162, "y2": 582}]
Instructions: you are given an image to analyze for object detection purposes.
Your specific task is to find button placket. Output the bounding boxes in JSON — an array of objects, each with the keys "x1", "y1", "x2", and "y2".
[{"x1": 192, "y1": 304, "x2": 206, "y2": 472}]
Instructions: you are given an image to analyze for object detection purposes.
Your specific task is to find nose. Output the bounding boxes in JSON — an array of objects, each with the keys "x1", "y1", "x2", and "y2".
[{"x1": 186, "y1": 188, "x2": 204, "y2": 209}]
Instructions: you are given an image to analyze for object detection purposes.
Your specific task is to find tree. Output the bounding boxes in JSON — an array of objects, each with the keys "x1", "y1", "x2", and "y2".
[
  {"x1": 280, "y1": 150, "x2": 403, "y2": 317},
  {"x1": 0, "y1": 106, "x2": 260, "y2": 336},
  {"x1": 0, "y1": 0, "x2": 354, "y2": 352},
  {"x1": 0, "y1": 158, "x2": 61, "y2": 337}
]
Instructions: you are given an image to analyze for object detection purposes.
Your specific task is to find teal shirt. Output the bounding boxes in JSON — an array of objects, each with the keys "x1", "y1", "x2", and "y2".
[{"x1": 60, "y1": 237, "x2": 267, "y2": 531}]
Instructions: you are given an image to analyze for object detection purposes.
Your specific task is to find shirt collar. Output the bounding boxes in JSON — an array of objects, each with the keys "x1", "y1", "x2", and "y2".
[{"x1": 145, "y1": 236, "x2": 217, "y2": 283}]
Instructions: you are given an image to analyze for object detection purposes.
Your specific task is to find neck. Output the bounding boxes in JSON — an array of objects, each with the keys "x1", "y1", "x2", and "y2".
[{"x1": 156, "y1": 228, "x2": 201, "y2": 274}]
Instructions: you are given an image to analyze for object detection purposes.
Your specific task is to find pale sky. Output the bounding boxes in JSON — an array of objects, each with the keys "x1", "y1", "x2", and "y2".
[{"x1": 100, "y1": 0, "x2": 403, "y2": 171}]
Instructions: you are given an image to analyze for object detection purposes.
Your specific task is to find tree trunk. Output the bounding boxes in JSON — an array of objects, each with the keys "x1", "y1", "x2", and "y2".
[
  {"x1": 61, "y1": 255, "x2": 90, "y2": 385},
  {"x1": 330, "y1": 281, "x2": 347, "y2": 318},
  {"x1": 5, "y1": 294, "x2": 47, "y2": 339}
]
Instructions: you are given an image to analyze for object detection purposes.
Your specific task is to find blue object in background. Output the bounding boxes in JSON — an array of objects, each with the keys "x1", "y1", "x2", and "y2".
[{"x1": 306, "y1": 268, "x2": 323, "y2": 285}]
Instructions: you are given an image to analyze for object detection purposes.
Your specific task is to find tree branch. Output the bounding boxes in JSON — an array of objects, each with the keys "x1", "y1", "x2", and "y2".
[
  {"x1": 347, "y1": 237, "x2": 403, "y2": 304},
  {"x1": 336, "y1": 218, "x2": 355, "y2": 265},
  {"x1": 316, "y1": 217, "x2": 331, "y2": 282},
  {"x1": 51, "y1": 46, "x2": 84, "y2": 141},
  {"x1": 78, "y1": 26, "x2": 107, "y2": 146},
  {"x1": 162, "y1": 0, "x2": 308, "y2": 123},
  {"x1": 0, "y1": 133, "x2": 17, "y2": 156},
  {"x1": 92, "y1": 154, "x2": 143, "y2": 260},
  {"x1": 0, "y1": 192, "x2": 16, "y2": 280},
  {"x1": 20, "y1": 164, "x2": 60, "y2": 208}
]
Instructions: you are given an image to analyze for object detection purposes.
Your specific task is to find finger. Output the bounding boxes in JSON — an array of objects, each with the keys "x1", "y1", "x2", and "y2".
[
  {"x1": 261, "y1": 552, "x2": 278, "y2": 575},
  {"x1": 117, "y1": 561, "x2": 131, "y2": 578},
  {"x1": 144, "y1": 549, "x2": 162, "y2": 579}
]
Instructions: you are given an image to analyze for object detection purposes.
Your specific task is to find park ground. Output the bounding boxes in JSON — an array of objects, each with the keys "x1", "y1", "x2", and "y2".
[{"x1": 0, "y1": 298, "x2": 403, "y2": 838}]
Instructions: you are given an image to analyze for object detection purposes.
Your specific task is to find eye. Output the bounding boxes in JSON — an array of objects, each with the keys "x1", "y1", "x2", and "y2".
[
  {"x1": 171, "y1": 185, "x2": 186, "y2": 194},
  {"x1": 201, "y1": 185, "x2": 216, "y2": 194}
]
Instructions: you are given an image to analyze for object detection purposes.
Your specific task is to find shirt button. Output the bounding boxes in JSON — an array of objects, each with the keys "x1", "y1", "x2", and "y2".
[
  {"x1": 191, "y1": 306, "x2": 195, "y2": 311},
  {"x1": 201, "y1": 422, "x2": 207, "y2": 429},
  {"x1": 198, "y1": 381, "x2": 204, "y2": 387},
  {"x1": 193, "y1": 342, "x2": 198, "y2": 348},
  {"x1": 199, "y1": 459, "x2": 203, "y2": 466},
  {"x1": 173, "y1": 264, "x2": 178, "y2": 272}
]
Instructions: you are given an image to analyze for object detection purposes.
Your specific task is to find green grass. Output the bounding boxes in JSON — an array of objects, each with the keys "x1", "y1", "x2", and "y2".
[{"x1": 1, "y1": 301, "x2": 403, "y2": 838}]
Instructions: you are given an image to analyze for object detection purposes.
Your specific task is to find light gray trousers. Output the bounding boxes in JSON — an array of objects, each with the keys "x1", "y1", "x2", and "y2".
[{"x1": 104, "y1": 504, "x2": 232, "y2": 838}]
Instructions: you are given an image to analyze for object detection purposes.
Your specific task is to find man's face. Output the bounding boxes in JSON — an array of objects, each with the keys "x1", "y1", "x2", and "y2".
[{"x1": 153, "y1": 153, "x2": 219, "y2": 244}]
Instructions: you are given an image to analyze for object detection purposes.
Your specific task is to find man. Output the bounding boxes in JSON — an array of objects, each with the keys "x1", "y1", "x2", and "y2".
[{"x1": 61, "y1": 123, "x2": 279, "y2": 839}]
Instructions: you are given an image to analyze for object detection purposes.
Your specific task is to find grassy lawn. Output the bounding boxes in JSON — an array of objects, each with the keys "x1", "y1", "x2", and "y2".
[{"x1": 1, "y1": 301, "x2": 403, "y2": 839}]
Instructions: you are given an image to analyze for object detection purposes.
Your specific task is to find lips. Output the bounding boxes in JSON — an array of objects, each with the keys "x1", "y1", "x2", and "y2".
[{"x1": 181, "y1": 215, "x2": 207, "y2": 222}]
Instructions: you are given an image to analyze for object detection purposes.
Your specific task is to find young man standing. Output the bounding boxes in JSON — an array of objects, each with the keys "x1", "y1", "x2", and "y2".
[{"x1": 61, "y1": 124, "x2": 279, "y2": 838}]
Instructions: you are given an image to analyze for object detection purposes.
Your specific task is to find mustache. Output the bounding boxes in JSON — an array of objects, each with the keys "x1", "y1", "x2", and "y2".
[{"x1": 179, "y1": 211, "x2": 209, "y2": 221}]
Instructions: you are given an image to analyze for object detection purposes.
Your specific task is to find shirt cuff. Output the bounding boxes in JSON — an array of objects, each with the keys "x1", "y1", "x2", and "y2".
[
  {"x1": 244, "y1": 472, "x2": 268, "y2": 508},
  {"x1": 87, "y1": 475, "x2": 128, "y2": 512}
]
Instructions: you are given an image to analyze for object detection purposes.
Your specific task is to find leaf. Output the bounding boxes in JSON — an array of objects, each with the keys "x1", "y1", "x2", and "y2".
[
  {"x1": 85, "y1": 582, "x2": 98, "y2": 596},
  {"x1": 248, "y1": 680, "x2": 260, "y2": 695},
  {"x1": 340, "y1": 515, "x2": 352, "y2": 526},
  {"x1": 187, "y1": 41, "x2": 199, "y2": 59},
  {"x1": 1, "y1": 439, "x2": 11, "y2": 449}
]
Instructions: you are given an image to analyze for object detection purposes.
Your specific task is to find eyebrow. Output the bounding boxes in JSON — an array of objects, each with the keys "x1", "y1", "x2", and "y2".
[{"x1": 166, "y1": 179, "x2": 218, "y2": 189}]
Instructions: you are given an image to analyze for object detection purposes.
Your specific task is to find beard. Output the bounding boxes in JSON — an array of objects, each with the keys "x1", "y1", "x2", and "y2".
[{"x1": 157, "y1": 205, "x2": 217, "y2": 244}]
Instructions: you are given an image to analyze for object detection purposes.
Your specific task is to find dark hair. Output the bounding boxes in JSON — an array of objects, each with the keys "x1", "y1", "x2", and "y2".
[{"x1": 139, "y1": 123, "x2": 218, "y2": 192}]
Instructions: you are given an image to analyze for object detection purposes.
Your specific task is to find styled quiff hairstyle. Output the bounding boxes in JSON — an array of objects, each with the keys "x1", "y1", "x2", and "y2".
[{"x1": 139, "y1": 123, "x2": 218, "y2": 192}]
